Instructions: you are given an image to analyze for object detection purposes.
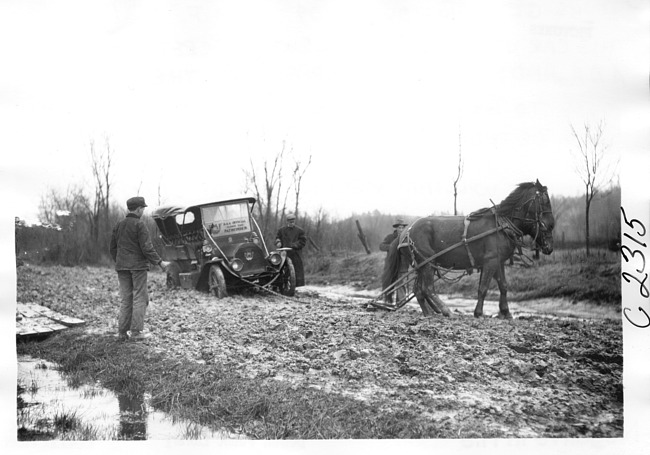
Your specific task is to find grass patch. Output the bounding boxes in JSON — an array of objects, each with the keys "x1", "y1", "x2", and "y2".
[
  {"x1": 53, "y1": 409, "x2": 81, "y2": 432},
  {"x1": 304, "y1": 252, "x2": 385, "y2": 288},
  {"x1": 17, "y1": 329, "x2": 462, "y2": 439}
]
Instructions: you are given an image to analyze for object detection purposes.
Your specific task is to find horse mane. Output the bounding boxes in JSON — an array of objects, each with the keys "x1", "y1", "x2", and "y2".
[
  {"x1": 467, "y1": 181, "x2": 542, "y2": 220},
  {"x1": 495, "y1": 182, "x2": 540, "y2": 216}
]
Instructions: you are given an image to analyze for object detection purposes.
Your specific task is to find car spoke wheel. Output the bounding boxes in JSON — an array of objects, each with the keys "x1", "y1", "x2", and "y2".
[
  {"x1": 208, "y1": 265, "x2": 228, "y2": 298},
  {"x1": 166, "y1": 262, "x2": 181, "y2": 289},
  {"x1": 280, "y1": 258, "x2": 296, "y2": 296}
]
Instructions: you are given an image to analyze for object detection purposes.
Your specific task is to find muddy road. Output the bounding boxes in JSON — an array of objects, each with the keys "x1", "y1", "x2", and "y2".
[
  {"x1": 17, "y1": 265, "x2": 623, "y2": 438},
  {"x1": 303, "y1": 284, "x2": 620, "y2": 321}
]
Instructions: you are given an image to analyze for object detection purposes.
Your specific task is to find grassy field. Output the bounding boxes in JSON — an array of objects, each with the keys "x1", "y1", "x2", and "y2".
[{"x1": 304, "y1": 247, "x2": 621, "y2": 305}]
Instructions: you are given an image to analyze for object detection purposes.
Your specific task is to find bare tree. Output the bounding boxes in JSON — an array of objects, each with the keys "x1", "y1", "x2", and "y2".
[
  {"x1": 245, "y1": 141, "x2": 289, "y2": 238},
  {"x1": 571, "y1": 121, "x2": 615, "y2": 255},
  {"x1": 292, "y1": 154, "x2": 312, "y2": 218},
  {"x1": 36, "y1": 185, "x2": 94, "y2": 263},
  {"x1": 244, "y1": 141, "x2": 313, "y2": 241},
  {"x1": 453, "y1": 127, "x2": 464, "y2": 216},
  {"x1": 82, "y1": 137, "x2": 114, "y2": 250},
  {"x1": 38, "y1": 185, "x2": 89, "y2": 224}
]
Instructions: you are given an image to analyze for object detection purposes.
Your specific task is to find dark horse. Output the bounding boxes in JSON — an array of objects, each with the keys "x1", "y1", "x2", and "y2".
[{"x1": 382, "y1": 180, "x2": 555, "y2": 318}]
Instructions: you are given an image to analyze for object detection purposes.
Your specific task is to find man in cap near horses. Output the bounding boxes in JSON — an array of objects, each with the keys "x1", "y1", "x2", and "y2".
[
  {"x1": 275, "y1": 212, "x2": 307, "y2": 287},
  {"x1": 379, "y1": 218, "x2": 407, "y2": 252},
  {"x1": 110, "y1": 196, "x2": 170, "y2": 341},
  {"x1": 380, "y1": 218, "x2": 410, "y2": 303}
]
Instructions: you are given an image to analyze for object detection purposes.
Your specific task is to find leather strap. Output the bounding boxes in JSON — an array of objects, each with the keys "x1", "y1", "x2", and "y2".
[{"x1": 462, "y1": 217, "x2": 476, "y2": 269}]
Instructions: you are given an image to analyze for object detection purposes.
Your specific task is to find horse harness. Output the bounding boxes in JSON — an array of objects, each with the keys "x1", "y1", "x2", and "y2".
[
  {"x1": 509, "y1": 189, "x2": 553, "y2": 246},
  {"x1": 398, "y1": 190, "x2": 550, "y2": 275},
  {"x1": 373, "y1": 184, "x2": 553, "y2": 311}
]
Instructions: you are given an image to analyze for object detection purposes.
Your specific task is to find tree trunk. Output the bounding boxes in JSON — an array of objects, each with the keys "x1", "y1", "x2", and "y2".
[
  {"x1": 355, "y1": 220, "x2": 371, "y2": 254},
  {"x1": 585, "y1": 197, "x2": 591, "y2": 256}
]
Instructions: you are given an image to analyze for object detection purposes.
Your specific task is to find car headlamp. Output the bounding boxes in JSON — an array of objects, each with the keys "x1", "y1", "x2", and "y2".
[
  {"x1": 231, "y1": 258, "x2": 244, "y2": 272},
  {"x1": 268, "y1": 252, "x2": 282, "y2": 265},
  {"x1": 202, "y1": 244, "x2": 213, "y2": 254}
]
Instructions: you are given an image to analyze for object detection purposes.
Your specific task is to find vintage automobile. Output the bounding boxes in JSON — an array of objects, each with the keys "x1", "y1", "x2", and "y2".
[{"x1": 151, "y1": 197, "x2": 296, "y2": 298}]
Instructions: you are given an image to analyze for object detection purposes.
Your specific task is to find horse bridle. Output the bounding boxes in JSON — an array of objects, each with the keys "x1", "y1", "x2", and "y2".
[{"x1": 511, "y1": 190, "x2": 552, "y2": 245}]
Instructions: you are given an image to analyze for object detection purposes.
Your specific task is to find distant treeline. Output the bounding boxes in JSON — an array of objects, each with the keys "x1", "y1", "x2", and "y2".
[
  {"x1": 16, "y1": 137, "x2": 620, "y2": 266},
  {"x1": 296, "y1": 185, "x2": 621, "y2": 254},
  {"x1": 15, "y1": 185, "x2": 620, "y2": 266}
]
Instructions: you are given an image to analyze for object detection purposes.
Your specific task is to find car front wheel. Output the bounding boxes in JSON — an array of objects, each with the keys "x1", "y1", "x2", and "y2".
[
  {"x1": 208, "y1": 265, "x2": 228, "y2": 298},
  {"x1": 279, "y1": 258, "x2": 296, "y2": 296}
]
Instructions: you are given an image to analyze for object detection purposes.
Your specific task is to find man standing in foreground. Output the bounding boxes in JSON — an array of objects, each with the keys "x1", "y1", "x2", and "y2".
[
  {"x1": 110, "y1": 196, "x2": 169, "y2": 341},
  {"x1": 275, "y1": 212, "x2": 307, "y2": 287}
]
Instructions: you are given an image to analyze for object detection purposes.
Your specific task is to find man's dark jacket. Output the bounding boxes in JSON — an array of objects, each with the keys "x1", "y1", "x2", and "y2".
[
  {"x1": 379, "y1": 230, "x2": 399, "y2": 252},
  {"x1": 275, "y1": 225, "x2": 307, "y2": 286},
  {"x1": 110, "y1": 213, "x2": 162, "y2": 271}
]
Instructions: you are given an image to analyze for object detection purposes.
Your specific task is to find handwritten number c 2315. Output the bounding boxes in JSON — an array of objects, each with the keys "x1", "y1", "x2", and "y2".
[
  {"x1": 623, "y1": 306, "x2": 650, "y2": 328},
  {"x1": 620, "y1": 206, "x2": 646, "y2": 237},
  {"x1": 622, "y1": 272, "x2": 649, "y2": 298},
  {"x1": 620, "y1": 245, "x2": 646, "y2": 274}
]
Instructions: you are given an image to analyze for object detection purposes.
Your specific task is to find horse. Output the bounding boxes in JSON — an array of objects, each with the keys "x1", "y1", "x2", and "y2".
[{"x1": 382, "y1": 180, "x2": 555, "y2": 319}]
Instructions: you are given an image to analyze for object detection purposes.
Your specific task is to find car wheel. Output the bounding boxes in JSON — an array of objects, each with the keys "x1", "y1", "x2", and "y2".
[
  {"x1": 166, "y1": 262, "x2": 181, "y2": 289},
  {"x1": 280, "y1": 257, "x2": 296, "y2": 296},
  {"x1": 208, "y1": 265, "x2": 228, "y2": 298}
]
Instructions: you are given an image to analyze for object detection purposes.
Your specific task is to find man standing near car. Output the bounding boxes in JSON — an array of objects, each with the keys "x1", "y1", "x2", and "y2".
[
  {"x1": 275, "y1": 212, "x2": 307, "y2": 287},
  {"x1": 110, "y1": 196, "x2": 169, "y2": 341}
]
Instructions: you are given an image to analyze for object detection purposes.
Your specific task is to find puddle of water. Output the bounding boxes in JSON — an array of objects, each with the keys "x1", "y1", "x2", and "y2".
[{"x1": 17, "y1": 355, "x2": 248, "y2": 440}]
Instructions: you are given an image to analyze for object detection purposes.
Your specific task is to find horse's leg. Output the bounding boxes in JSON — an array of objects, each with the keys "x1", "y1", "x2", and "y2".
[
  {"x1": 422, "y1": 265, "x2": 452, "y2": 317},
  {"x1": 427, "y1": 294, "x2": 442, "y2": 316},
  {"x1": 413, "y1": 271, "x2": 432, "y2": 317},
  {"x1": 474, "y1": 264, "x2": 496, "y2": 318},
  {"x1": 423, "y1": 293, "x2": 441, "y2": 314},
  {"x1": 494, "y1": 262, "x2": 512, "y2": 319},
  {"x1": 396, "y1": 248, "x2": 410, "y2": 302}
]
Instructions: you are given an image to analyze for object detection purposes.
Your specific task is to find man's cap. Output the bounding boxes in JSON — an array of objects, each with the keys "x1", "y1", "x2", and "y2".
[
  {"x1": 393, "y1": 218, "x2": 407, "y2": 228},
  {"x1": 287, "y1": 212, "x2": 296, "y2": 220},
  {"x1": 127, "y1": 196, "x2": 148, "y2": 210}
]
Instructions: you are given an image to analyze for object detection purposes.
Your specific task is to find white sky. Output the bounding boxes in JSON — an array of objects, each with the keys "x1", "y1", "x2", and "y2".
[{"x1": 1, "y1": 0, "x2": 648, "y2": 223}]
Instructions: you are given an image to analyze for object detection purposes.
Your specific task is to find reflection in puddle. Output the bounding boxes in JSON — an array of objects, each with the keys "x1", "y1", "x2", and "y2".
[{"x1": 17, "y1": 356, "x2": 247, "y2": 440}]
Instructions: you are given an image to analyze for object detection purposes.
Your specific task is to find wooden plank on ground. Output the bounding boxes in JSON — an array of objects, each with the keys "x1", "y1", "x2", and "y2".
[
  {"x1": 16, "y1": 303, "x2": 85, "y2": 339},
  {"x1": 16, "y1": 305, "x2": 41, "y2": 319},
  {"x1": 17, "y1": 325, "x2": 55, "y2": 337},
  {"x1": 17, "y1": 303, "x2": 85, "y2": 326},
  {"x1": 17, "y1": 315, "x2": 68, "y2": 332}
]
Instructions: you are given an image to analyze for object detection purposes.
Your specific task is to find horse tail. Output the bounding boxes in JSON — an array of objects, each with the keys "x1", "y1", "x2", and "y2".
[{"x1": 382, "y1": 237, "x2": 402, "y2": 292}]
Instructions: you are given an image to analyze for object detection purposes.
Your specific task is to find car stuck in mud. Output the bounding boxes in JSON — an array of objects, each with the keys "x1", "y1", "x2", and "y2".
[{"x1": 152, "y1": 197, "x2": 296, "y2": 298}]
